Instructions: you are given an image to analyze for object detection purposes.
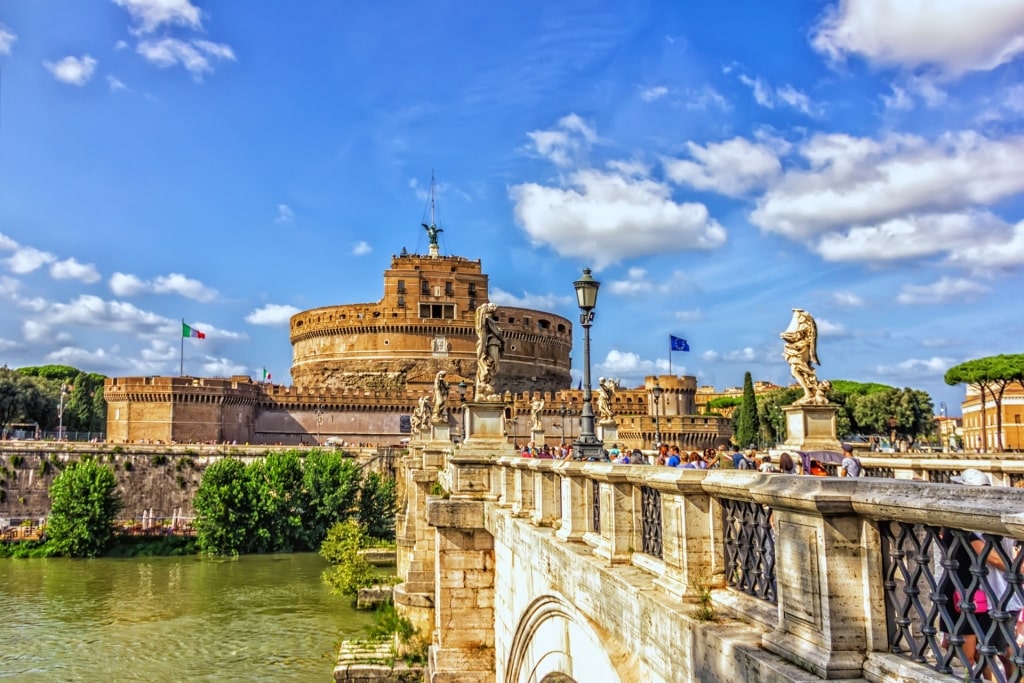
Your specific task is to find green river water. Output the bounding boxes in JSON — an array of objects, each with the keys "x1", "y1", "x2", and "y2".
[{"x1": 0, "y1": 553, "x2": 375, "y2": 682}]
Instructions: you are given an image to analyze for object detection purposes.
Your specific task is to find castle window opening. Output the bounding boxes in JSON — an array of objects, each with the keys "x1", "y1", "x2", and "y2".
[
  {"x1": 508, "y1": 317, "x2": 516, "y2": 324},
  {"x1": 445, "y1": 281, "x2": 454, "y2": 296},
  {"x1": 384, "y1": 339, "x2": 390, "y2": 346},
  {"x1": 468, "y1": 283, "x2": 476, "y2": 296},
  {"x1": 538, "y1": 319, "x2": 550, "y2": 330},
  {"x1": 419, "y1": 303, "x2": 455, "y2": 319},
  {"x1": 557, "y1": 324, "x2": 566, "y2": 333},
  {"x1": 421, "y1": 280, "x2": 430, "y2": 294},
  {"x1": 397, "y1": 295, "x2": 406, "y2": 308},
  {"x1": 469, "y1": 298, "x2": 476, "y2": 310},
  {"x1": 397, "y1": 280, "x2": 405, "y2": 293}
]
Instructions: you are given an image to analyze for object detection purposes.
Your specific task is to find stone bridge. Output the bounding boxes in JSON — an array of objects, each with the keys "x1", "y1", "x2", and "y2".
[{"x1": 393, "y1": 420, "x2": 1024, "y2": 683}]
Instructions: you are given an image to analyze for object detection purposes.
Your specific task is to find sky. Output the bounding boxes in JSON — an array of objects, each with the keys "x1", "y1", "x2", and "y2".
[{"x1": 1, "y1": 1, "x2": 1023, "y2": 416}]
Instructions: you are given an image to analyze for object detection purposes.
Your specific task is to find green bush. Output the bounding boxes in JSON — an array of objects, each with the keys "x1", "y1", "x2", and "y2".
[
  {"x1": 10, "y1": 455, "x2": 24, "y2": 468},
  {"x1": 38, "y1": 460, "x2": 51, "y2": 477},
  {"x1": 320, "y1": 519, "x2": 376, "y2": 600},
  {"x1": 46, "y1": 460, "x2": 123, "y2": 558},
  {"x1": 123, "y1": 461, "x2": 133, "y2": 472},
  {"x1": 150, "y1": 454, "x2": 168, "y2": 466}
]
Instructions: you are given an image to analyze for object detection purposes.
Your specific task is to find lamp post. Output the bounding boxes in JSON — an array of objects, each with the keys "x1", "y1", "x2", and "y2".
[
  {"x1": 559, "y1": 405, "x2": 567, "y2": 444},
  {"x1": 572, "y1": 268, "x2": 602, "y2": 460},
  {"x1": 57, "y1": 384, "x2": 70, "y2": 441},
  {"x1": 314, "y1": 400, "x2": 324, "y2": 445},
  {"x1": 1015, "y1": 415, "x2": 1021, "y2": 453},
  {"x1": 457, "y1": 380, "x2": 468, "y2": 443},
  {"x1": 511, "y1": 416, "x2": 519, "y2": 448},
  {"x1": 652, "y1": 380, "x2": 663, "y2": 448}
]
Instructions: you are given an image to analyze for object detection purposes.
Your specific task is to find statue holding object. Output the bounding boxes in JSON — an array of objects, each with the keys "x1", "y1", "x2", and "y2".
[
  {"x1": 781, "y1": 308, "x2": 832, "y2": 405},
  {"x1": 474, "y1": 302, "x2": 505, "y2": 398}
]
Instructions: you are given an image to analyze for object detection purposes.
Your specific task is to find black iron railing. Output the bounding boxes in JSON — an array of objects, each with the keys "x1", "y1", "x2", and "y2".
[
  {"x1": 880, "y1": 521, "x2": 1024, "y2": 682},
  {"x1": 640, "y1": 486, "x2": 663, "y2": 558},
  {"x1": 591, "y1": 480, "x2": 601, "y2": 533},
  {"x1": 721, "y1": 498, "x2": 777, "y2": 604}
]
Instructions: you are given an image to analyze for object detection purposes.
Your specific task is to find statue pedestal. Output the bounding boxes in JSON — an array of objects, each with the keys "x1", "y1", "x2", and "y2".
[
  {"x1": 781, "y1": 404, "x2": 841, "y2": 453},
  {"x1": 430, "y1": 421, "x2": 451, "y2": 444},
  {"x1": 463, "y1": 401, "x2": 506, "y2": 446},
  {"x1": 597, "y1": 420, "x2": 618, "y2": 445},
  {"x1": 531, "y1": 429, "x2": 545, "y2": 446}
]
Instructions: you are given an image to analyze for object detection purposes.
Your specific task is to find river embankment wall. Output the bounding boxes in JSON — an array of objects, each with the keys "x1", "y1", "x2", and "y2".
[{"x1": 0, "y1": 442, "x2": 390, "y2": 521}]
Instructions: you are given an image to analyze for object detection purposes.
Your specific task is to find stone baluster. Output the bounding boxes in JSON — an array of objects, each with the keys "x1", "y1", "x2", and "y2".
[
  {"x1": 511, "y1": 461, "x2": 535, "y2": 518},
  {"x1": 527, "y1": 460, "x2": 560, "y2": 527},
  {"x1": 587, "y1": 464, "x2": 634, "y2": 564}
]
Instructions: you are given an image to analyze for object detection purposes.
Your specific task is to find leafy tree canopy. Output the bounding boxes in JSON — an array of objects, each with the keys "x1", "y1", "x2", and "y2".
[
  {"x1": 945, "y1": 354, "x2": 1024, "y2": 387},
  {"x1": 47, "y1": 460, "x2": 123, "y2": 557}
]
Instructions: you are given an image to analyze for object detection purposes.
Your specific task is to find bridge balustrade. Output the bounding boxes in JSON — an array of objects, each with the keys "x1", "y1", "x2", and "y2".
[{"x1": 479, "y1": 456, "x2": 1024, "y2": 681}]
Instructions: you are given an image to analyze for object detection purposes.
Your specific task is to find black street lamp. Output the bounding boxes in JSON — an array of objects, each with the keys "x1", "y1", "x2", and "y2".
[
  {"x1": 559, "y1": 405, "x2": 567, "y2": 443},
  {"x1": 314, "y1": 399, "x2": 325, "y2": 445},
  {"x1": 512, "y1": 416, "x2": 519, "y2": 447},
  {"x1": 457, "y1": 380, "x2": 468, "y2": 443},
  {"x1": 652, "y1": 380, "x2": 663, "y2": 448},
  {"x1": 572, "y1": 268, "x2": 602, "y2": 460}
]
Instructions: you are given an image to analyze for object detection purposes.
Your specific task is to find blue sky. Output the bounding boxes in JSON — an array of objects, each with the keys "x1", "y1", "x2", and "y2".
[{"x1": 1, "y1": 1, "x2": 1024, "y2": 415}]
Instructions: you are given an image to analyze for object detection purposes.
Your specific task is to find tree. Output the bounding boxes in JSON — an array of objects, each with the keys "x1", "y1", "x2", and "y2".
[
  {"x1": 850, "y1": 388, "x2": 935, "y2": 449},
  {"x1": 193, "y1": 458, "x2": 256, "y2": 555},
  {"x1": 47, "y1": 460, "x2": 123, "y2": 557},
  {"x1": 756, "y1": 387, "x2": 803, "y2": 444},
  {"x1": 358, "y1": 472, "x2": 397, "y2": 541},
  {"x1": 945, "y1": 355, "x2": 1024, "y2": 452},
  {"x1": 320, "y1": 519, "x2": 376, "y2": 600},
  {"x1": 301, "y1": 450, "x2": 362, "y2": 549},
  {"x1": 733, "y1": 372, "x2": 761, "y2": 448}
]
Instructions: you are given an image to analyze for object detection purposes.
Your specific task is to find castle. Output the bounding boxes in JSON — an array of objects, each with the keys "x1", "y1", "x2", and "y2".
[{"x1": 105, "y1": 233, "x2": 732, "y2": 450}]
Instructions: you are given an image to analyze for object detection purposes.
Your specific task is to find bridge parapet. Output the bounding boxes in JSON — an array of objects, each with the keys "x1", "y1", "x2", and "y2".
[{"x1": 478, "y1": 457, "x2": 1024, "y2": 682}]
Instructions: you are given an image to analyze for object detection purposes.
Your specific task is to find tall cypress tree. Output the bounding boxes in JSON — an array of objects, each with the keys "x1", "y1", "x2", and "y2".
[{"x1": 734, "y1": 371, "x2": 761, "y2": 448}]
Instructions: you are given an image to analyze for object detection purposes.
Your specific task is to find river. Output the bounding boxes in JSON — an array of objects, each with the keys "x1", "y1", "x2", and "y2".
[{"x1": 0, "y1": 553, "x2": 375, "y2": 682}]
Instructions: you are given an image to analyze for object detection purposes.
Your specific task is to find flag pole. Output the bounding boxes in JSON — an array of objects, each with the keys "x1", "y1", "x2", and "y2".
[
  {"x1": 669, "y1": 335, "x2": 672, "y2": 376},
  {"x1": 180, "y1": 319, "x2": 185, "y2": 377}
]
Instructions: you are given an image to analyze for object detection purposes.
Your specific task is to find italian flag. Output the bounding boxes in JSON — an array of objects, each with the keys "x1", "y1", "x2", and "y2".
[
  {"x1": 182, "y1": 322, "x2": 206, "y2": 339},
  {"x1": 262, "y1": 367, "x2": 271, "y2": 382}
]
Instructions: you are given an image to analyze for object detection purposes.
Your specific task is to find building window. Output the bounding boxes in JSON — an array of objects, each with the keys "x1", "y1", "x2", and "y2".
[
  {"x1": 397, "y1": 295, "x2": 405, "y2": 308},
  {"x1": 468, "y1": 283, "x2": 476, "y2": 296},
  {"x1": 421, "y1": 280, "x2": 430, "y2": 294},
  {"x1": 397, "y1": 280, "x2": 405, "y2": 293},
  {"x1": 538, "y1": 319, "x2": 550, "y2": 330},
  {"x1": 419, "y1": 303, "x2": 455, "y2": 319},
  {"x1": 469, "y1": 298, "x2": 476, "y2": 311},
  {"x1": 445, "y1": 281, "x2": 454, "y2": 297}
]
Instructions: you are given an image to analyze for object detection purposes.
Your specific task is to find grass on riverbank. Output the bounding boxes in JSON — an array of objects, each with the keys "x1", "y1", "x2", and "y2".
[{"x1": 0, "y1": 535, "x2": 198, "y2": 559}]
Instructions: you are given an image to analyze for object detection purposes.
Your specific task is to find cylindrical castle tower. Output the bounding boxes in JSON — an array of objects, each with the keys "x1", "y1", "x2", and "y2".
[{"x1": 289, "y1": 250, "x2": 572, "y2": 395}]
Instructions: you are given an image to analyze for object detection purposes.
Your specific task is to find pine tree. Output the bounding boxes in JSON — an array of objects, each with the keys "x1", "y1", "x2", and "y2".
[{"x1": 734, "y1": 371, "x2": 761, "y2": 448}]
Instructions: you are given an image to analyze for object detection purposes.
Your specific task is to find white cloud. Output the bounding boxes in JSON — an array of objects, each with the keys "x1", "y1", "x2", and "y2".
[
  {"x1": 675, "y1": 309, "x2": 704, "y2": 322},
  {"x1": 739, "y1": 75, "x2": 819, "y2": 115},
  {"x1": 489, "y1": 287, "x2": 572, "y2": 311},
  {"x1": 751, "y1": 132, "x2": 1024, "y2": 245},
  {"x1": 701, "y1": 350, "x2": 719, "y2": 362},
  {"x1": 6, "y1": 246, "x2": 56, "y2": 274},
  {"x1": 276, "y1": 203, "x2": 294, "y2": 223},
  {"x1": 0, "y1": 23, "x2": 16, "y2": 55},
  {"x1": 684, "y1": 86, "x2": 730, "y2": 111},
  {"x1": 640, "y1": 86, "x2": 668, "y2": 102},
  {"x1": 512, "y1": 127, "x2": 726, "y2": 270},
  {"x1": 812, "y1": 0, "x2": 1024, "y2": 79},
  {"x1": 0, "y1": 275, "x2": 20, "y2": 297},
  {"x1": 608, "y1": 267, "x2": 653, "y2": 295},
  {"x1": 663, "y1": 137, "x2": 782, "y2": 197},
  {"x1": 245, "y1": 304, "x2": 300, "y2": 325},
  {"x1": 136, "y1": 37, "x2": 235, "y2": 78},
  {"x1": 813, "y1": 210, "x2": 1008, "y2": 263},
  {"x1": 524, "y1": 114, "x2": 598, "y2": 168},
  {"x1": 107, "y1": 75, "x2": 128, "y2": 92},
  {"x1": 815, "y1": 318, "x2": 847, "y2": 337},
  {"x1": 874, "y1": 356, "x2": 956, "y2": 379},
  {"x1": 21, "y1": 294, "x2": 175, "y2": 342},
  {"x1": 352, "y1": 241, "x2": 372, "y2": 256},
  {"x1": 108, "y1": 271, "x2": 217, "y2": 301},
  {"x1": 595, "y1": 349, "x2": 668, "y2": 383},
  {"x1": 896, "y1": 277, "x2": 990, "y2": 305},
  {"x1": 946, "y1": 220, "x2": 1024, "y2": 270},
  {"x1": 43, "y1": 55, "x2": 98, "y2": 86},
  {"x1": 113, "y1": 0, "x2": 203, "y2": 34},
  {"x1": 881, "y1": 85, "x2": 914, "y2": 111},
  {"x1": 200, "y1": 357, "x2": 249, "y2": 377},
  {"x1": 50, "y1": 258, "x2": 101, "y2": 283},
  {"x1": 831, "y1": 291, "x2": 864, "y2": 307}
]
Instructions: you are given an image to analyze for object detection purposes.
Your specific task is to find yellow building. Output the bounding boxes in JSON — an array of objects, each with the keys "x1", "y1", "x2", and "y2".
[{"x1": 960, "y1": 382, "x2": 1024, "y2": 452}]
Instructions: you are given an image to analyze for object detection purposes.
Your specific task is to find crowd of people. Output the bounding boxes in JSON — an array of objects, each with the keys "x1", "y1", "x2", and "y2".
[{"x1": 514, "y1": 441, "x2": 862, "y2": 477}]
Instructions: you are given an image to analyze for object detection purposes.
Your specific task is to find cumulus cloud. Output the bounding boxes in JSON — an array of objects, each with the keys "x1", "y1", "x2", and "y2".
[
  {"x1": 245, "y1": 304, "x2": 300, "y2": 325},
  {"x1": 200, "y1": 357, "x2": 249, "y2": 377},
  {"x1": 608, "y1": 268, "x2": 653, "y2": 296},
  {"x1": 0, "y1": 23, "x2": 16, "y2": 55},
  {"x1": 811, "y1": 0, "x2": 1024, "y2": 79},
  {"x1": 664, "y1": 137, "x2": 782, "y2": 197},
  {"x1": 815, "y1": 318, "x2": 847, "y2": 337},
  {"x1": 524, "y1": 114, "x2": 598, "y2": 168},
  {"x1": 750, "y1": 132, "x2": 1024, "y2": 263},
  {"x1": 113, "y1": 0, "x2": 203, "y2": 34},
  {"x1": 109, "y1": 272, "x2": 217, "y2": 301},
  {"x1": 43, "y1": 55, "x2": 98, "y2": 86},
  {"x1": 896, "y1": 277, "x2": 990, "y2": 304},
  {"x1": 512, "y1": 119, "x2": 726, "y2": 270},
  {"x1": 352, "y1": 241, "x2": 372, "y2": 256},
  {"x1": 21, "y1": 294, "x2": 176, "y2": 342},
  {"x1": 136, "y1": 37, "x2": 235, "y2": 78},
  {"x1": 685, "y1": 85, "x2": 730, "y2": 111},
  {"x1": 50, "y1": 258, "x2": 101, "y2": 283},
  {"x1": 675, "y1": 309, "x2": 704, "y2": 322},
  {"x1": 945, "y1": 220, "x2": 1024, "y2": 271},
  {"x1": 489, "y1": 287, "x2": 572, "y2": 311},
  {"x1": 0, "y1": 234, "x2": 56, "y2": 274},
  {"x1": 874, "y1": 356, "x2": 956, "y2": 379},
  {"x1": 595, "y1": 349, "x2": 668, "y2": 382}
]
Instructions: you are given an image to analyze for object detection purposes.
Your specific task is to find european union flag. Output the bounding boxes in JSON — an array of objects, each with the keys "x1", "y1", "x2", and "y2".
[{"x1": 670, "y1": 335, "x2": 690, "y2": 352}]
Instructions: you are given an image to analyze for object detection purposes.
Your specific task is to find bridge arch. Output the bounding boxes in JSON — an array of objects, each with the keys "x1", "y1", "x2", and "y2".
[{"x1": 504, "y1": 593, "x2": 627, "y2": 683}]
